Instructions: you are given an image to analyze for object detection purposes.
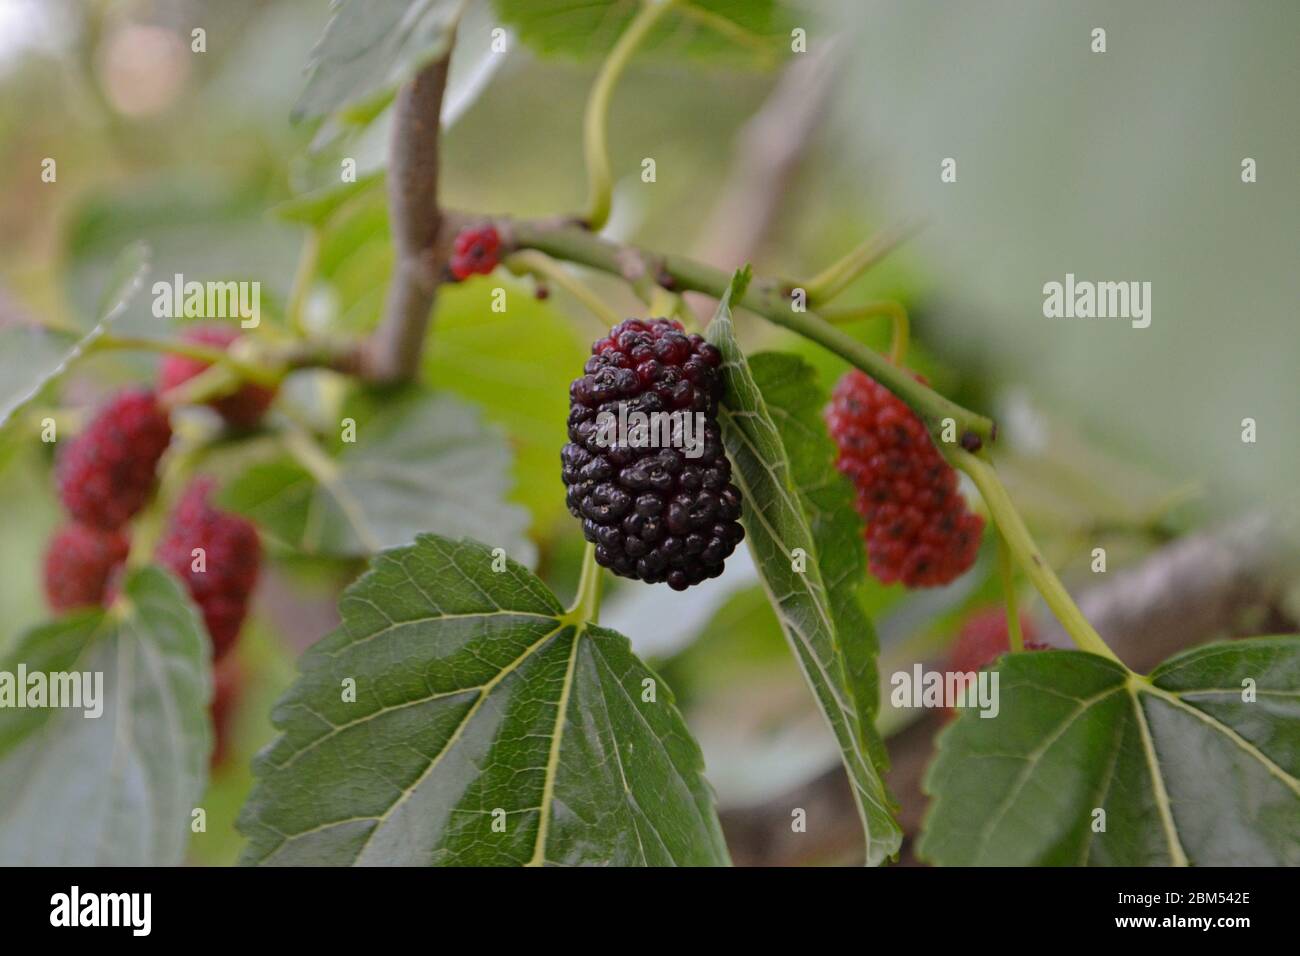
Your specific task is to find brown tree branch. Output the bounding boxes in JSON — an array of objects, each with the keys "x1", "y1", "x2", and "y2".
[{"x1": 361, "y1": 54, "x2": 454, "y2": 383}]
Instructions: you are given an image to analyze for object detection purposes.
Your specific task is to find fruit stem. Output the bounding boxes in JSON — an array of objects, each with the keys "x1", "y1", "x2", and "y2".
[
  {"x1": 125, "y1": 436, "x2": 204, "y2": 570},
  {"x1": 756, "y1": 298, "x2": 992, "y2": 447},
  {"x1": 995, "y1": 528, "x2": 1024, "y2": 653},
  {"x1": 286, "y1": 229, "x2": 321, "y2": 337},
  {"x1": 955, "y1": 448, "x2": 1120, "y2": 663},
  {"x1": 507, "y1": 220, "x2": 994, "y2": 447},
  {"x1": 504, "y1": 250, "x2": 619, "y2": 330},
  {"x1": 803, "y1": 221, "x2": 921, "y2": 305},
  {"x1": 159, "y1": 364, "x2": 244, "y2": 410},
  {"x1": 565, "y1": 543, "x2": 604, "y2": 625},
  {"x1": 92, "y1": 334, "x2": 254, "y2": 378},
  {"x1": 820, "y1": 300, "x2": 910, "y2": 365},
  {"x1": 93, "y1": 334, "x2": 280, "y2": 387},
  {"x1": 581, "y1": 0, "x2": 680, "y2": 231}
]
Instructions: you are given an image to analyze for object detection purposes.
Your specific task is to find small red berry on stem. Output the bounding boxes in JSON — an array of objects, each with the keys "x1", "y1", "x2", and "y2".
[
  {"x1": 57, "y1": 388, "x2": 172, "y2": 531},
  {"x1": 826, "y1": 369, "x2": 984, "y2": 587},
  {"x1": 156, "y1": 476, "x2": 261, "y2": 661},
  {"x1": 159, "y1": 323, "x2": 277, "y2": 428},
  {"x1": 449, "y1": 224, "x2": 501, "y2": 280},
  {"x1": 42, "y1": 522, "x2": 130, "y2": 611}
]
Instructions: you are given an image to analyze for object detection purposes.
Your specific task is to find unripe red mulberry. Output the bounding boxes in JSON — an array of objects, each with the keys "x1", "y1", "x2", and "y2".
[
  {"x1": 156, "y1": 476, "x2": 260, "y2": 660},
  {"x1": 158, "y1": 323, "x2": 276, "y2": 428},
  {"x1": 826, "y1": 369, "x2": 984, "y2": 587},
  {"x1": 562, "y1": 318, "x2": 745, "y2": 591},
  {"x1": 57, "y1": 388, "x2": 172, "y2": 530},
  {"x1": 449, "y1": 224, "x2": 501, "y2": 280},
  {"x1": 944, "y1": 607, "x2": 1045, "y2": 718},
  {"x1": 42, "y1": 522, "x2": 130, "y2": 611},
  {"x1": 949, "y1": 607, "x2": 1045, "y2": 675}
]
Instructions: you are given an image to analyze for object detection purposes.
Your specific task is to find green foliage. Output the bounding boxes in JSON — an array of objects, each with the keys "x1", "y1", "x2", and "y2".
[
  {"x1": 294, "y1": 0, "x2": 470, "y2": 122},
  {"x1": 708, "y1": 271, "x2": 902, "y2": 866},
  {"x1": 238, "y1": 534, "x2": 728, "y2": 865},
  {"x1": 747, "y1": 351, "x2": 890, "y2": 772},
  {"x1": 0, "y1": 243, "x2": 148, "y2": 432},
  {"x1": 270, "y1": 171, "x2": 386, "y2": 226},
  {"x1": 63, "y1": 180, "x2": 299, "y2": 337},
  {"x1": 426, "y1": 279, "x2": 591, "y2": 532},
  {"x1": 495, "y1": 0, "x2": 791, "y2": 66},
  {"x1": 222, "y1": 387, "x2": 535, "y2": 566},
  {"x1": 0, "y1": 568, "x2": 210, "y2": 865},
  {"x1": 920, "y1": 638, "x2": 1300, "y2": 865}
]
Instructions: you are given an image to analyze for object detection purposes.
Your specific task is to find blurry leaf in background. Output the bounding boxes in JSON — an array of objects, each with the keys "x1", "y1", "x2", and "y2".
[
  {"x1": 222, "y1": 387, "x2": 535, "y2": 567},
  {"x1": 0, "y1": 567, "x2": 210, "y2": 865},
  {"x1": 271, "y1": 170, "x2": 386, "y2": 228},
  {"x1": 239, "y1": 534, "x2": 729, "y2": 866},
  {"x1": 921, "y1": 639, "x2": 1300, "y2": 865},
  {"x1": 63, "y1": 178, "x2": 300, "y2": 338},
  {"x1": 708, "y1": 271, "x2": 902, "y2": 865},
  {"x1": 426, "y1": 278, "x2": 590, "y2": 534},
  {"x1": 494, "y1": 0, "x2": 791, "y2": 67},
  {"x1": 293, "y1": 0, "x2": 471, "y2": 123},
  {"x1": 0, "y1": 241, "x2": 148, "y2": 431},
  {"x1": 831, "y1": 0, "x2": 1300, "y2": 515},
  {"x1": 0, "y1": 444, "x2": 63, "y2": 649}
]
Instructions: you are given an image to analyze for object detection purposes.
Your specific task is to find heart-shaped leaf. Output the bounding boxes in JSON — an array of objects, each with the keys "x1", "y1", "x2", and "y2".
[
  {"x1": 238, "y1": 534, "x2": 729, "y2": 866},
  {"x1": 708, "y1": 271, "x2": 902, "y2": 865},
  {"x1": 0, "y1": 567, "x2": 210, "y2": 865},
  {"x1": 222, "y1": 388, "x2": 535, "y2": 566},
  {"x1": 919, "y1": 638, "x2": 1300, "y2": 865},
  {"x1": 493, "y1": 0, "x2": 790, "y2": 67},
  {"x1": 0, "y1": 242, "x2": 149, "y2": 431}
]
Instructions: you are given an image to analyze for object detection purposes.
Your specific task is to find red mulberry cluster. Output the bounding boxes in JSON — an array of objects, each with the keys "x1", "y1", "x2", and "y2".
[
  {"x1": 42, "y1": 365, "x2": 262, "y2": 765},
  {"x1": 158, "y1": 323, "x2": 277, "y2": 428},
  {"x1": 826, "y1": 369, "x2": 984, "y2": 587},
  {"x1": 56, "y1": 388, "x2": 172, "y2": 531},
  {"x1": 562, "y1": 318, "x2": 745, "y2": 591},
  {"x1": 155, "y1": 476, "x2": 261, "y2": 661}
]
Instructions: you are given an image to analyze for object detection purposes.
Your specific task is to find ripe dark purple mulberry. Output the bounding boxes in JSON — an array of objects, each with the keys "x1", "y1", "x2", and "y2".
[
  {"x1": 562, "y1": 318, "x2": 745, "y2": 591},
  {"x1": 57, "y1": 388, "x2": 172, "y2": 530}
]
